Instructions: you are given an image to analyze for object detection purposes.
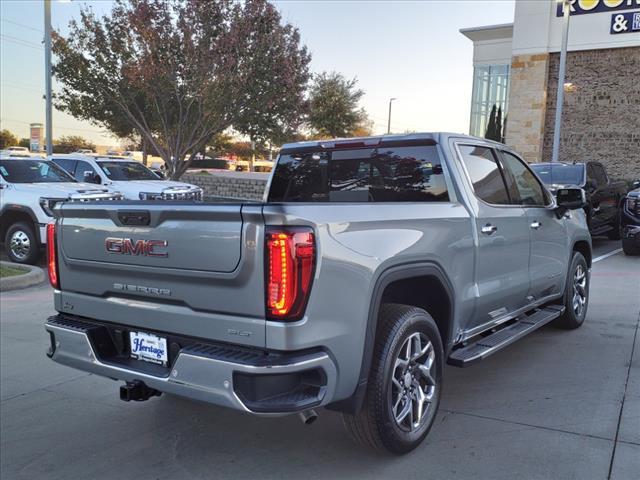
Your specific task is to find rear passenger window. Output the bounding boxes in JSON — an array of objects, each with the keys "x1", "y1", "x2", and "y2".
[
  {"x1": 268, "y1": 145, "x2": 449, "y2": 203},
  {"x1": 52, "y1": 158, "x2": 77, "y2": 176},
  {"x1": 458, "y1": 145, "x2": 510, "y2": 205},
  {"x1": 499, "y1": 151, "x2": 548, "y2": 206},
  {"x1": 74, "y1": 160, "x2": 98, "y2": 182},
  {"x1": 590, "y1": 163, "x2": 608, "y2": 186}
]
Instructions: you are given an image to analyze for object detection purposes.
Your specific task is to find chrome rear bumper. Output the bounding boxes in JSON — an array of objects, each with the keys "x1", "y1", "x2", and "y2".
[{"x1": 45, "y1": 315, "x2": 336, "y2": 415}]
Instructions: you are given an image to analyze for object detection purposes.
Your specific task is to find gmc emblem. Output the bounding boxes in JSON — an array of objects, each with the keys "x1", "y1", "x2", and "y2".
[{"x1": 105, "y1": 238, "x2": 168, "y2": 257}]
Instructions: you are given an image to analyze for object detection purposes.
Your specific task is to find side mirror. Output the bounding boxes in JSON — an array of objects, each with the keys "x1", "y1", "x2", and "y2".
[
  {"x1": 83, "y1": 171, "x2": 100, "y2": 184},
  {"x1": 556, "y1": 187, "x2": 587, "y2": 210},
  {"x1": 632, "y1": 179, "x2": 640, "y2": 189}
]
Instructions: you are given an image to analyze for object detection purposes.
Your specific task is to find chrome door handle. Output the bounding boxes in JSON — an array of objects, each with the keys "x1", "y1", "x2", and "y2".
[
  {"x1": 530, "y1": 221, "x2": 542, "y2": 230},
  {"x1": 481, "y1": 224, "x2": 498, "y2": 235}
]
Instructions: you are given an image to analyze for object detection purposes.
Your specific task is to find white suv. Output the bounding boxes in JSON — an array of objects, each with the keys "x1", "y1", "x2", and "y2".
[
  {"x1": 0, "y1": 147, "x2": 37, "y2": 158},
  {"x1": 0, "y1": 157, "x2": 122, "y2": 264},
  {"x1": 50, "y1": 154, "x2": 203, "y2": 201}
]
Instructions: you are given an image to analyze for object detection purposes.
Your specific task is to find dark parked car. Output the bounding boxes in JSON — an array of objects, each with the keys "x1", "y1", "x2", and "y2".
[
  {"x1": 622, "y1": 186, "x2": 640, "y2": 255},
  {"x1": 530, "y1": 161, "x2": 627, "y2": 238},
  {"x1": 185, "y1": 157, "x2": 233, "y2": 172}
]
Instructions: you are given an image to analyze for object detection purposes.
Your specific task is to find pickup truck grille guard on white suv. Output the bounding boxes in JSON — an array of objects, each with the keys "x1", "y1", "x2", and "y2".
[
  {"x1": 45, "y1": 314, "x2": 337, "y2": 414},
  {"x1": 138, "y1": 186, "x2": 203, "y2": 202},
  {"x1": 69, "y1": 191, "x2": 124, "y2": 201},
  {"x1": 40, "y1": 191, "x2": 123, "y2": 216}
]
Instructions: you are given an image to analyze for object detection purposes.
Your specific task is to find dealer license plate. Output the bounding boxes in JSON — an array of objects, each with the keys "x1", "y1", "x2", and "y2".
[{"x1": 129, "y1": 331, "x2": 168, "y2": 366}]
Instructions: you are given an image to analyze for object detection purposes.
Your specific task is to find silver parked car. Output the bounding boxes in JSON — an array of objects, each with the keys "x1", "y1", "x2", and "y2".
[{"x1": 44, "y1": 133, "x2": 591, "y2": 453}]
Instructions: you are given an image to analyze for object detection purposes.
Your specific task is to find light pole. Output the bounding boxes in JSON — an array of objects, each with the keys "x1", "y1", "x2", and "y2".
[
  {"x1": 387, "y1": 97, "x2": 396, "y2": 134},
  {"x1": 551, "y1": 0, "x2": 571, "y2": 162},
  {"x1": 44, "y1": 0, "x2": 53, "y2": 156}
]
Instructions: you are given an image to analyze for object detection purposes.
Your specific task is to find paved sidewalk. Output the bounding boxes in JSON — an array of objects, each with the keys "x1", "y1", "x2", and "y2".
[{"x1": 1, "y1": 241, "x2": 638, "y2": 480}]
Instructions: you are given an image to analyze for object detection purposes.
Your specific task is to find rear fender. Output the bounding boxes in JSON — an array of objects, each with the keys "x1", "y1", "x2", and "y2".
[{"x1": 327, "y1": 262, "x2": 455, "y2": 414}]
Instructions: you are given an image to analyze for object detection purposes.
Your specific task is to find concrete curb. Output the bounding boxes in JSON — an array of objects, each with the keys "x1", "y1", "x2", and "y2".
[{"x1": 0, "y1": 261, "x2": 46, "y2": 292}]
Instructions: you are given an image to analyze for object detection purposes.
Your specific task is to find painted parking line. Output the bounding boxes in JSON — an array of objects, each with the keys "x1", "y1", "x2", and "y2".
[{"x1": 593, "y1": 248, "x2": 623, "y2": 263}]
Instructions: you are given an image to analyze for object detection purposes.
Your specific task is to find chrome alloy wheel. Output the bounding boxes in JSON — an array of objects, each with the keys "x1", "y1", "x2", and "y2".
[
  {"x1": 572, "y1": 264, "x2": 587, "y2": 318},
  {"x1": 9, "y1": 230, "x2": 31, "y2": 260},
  {"x1": 390, "y1": 332, "x2": 437, "y2": 432}
]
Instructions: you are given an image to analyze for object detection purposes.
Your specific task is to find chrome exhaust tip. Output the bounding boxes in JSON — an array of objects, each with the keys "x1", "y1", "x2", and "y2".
[{"x1": 298, "y1": 409, "x2": 318, "y2": 425}]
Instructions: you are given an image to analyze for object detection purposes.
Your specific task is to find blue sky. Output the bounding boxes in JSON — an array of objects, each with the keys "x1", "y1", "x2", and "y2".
[{"x1": 0, "y1": 0, "x2": 515, "y2": 146}]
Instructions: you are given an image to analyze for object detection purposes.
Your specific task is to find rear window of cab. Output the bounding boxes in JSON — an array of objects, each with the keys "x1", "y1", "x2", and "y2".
[{"x1": 268, "y1": 144, "x2": 449, "y2": 203}]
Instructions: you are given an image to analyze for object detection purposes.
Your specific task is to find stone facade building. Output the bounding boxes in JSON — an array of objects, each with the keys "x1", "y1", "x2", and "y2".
[
  {"x1": 542, "y1": 47, "x2": 640, "y2": 179},
  {"x1": 461, "y1": 0, "x2": 640, "y2": 180}
]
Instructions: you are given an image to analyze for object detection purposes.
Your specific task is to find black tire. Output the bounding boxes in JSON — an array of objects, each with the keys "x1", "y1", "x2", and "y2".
[
  {"x1": 553, "y1": 251, "x2": 589, "y2": 330},
  {"x1": 606, "y1": 207, "x2": 622, "y2": 240},
  {"x1": 4, "y1": 221, "x2": 40, "y2": 265},
  {"x1": 622, "y1": 238, "x2": 640, "y2": 256},
  {"x1": 342, "y1": 304, "x2": 443, "y2": 454}
]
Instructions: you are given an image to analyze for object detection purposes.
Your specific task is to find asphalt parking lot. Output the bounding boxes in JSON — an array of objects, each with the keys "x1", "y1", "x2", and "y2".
[{"x1": 0, "y1": 238, "x2": 638, "y2": 480}]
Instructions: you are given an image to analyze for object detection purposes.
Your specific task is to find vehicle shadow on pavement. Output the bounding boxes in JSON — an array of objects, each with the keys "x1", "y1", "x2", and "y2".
[
  {"x1": 2, "y1": 241, "x2": 636, "y2": 480},
  {"x1": 151, "y1": 394, "x2": 398, "y2": 470}
]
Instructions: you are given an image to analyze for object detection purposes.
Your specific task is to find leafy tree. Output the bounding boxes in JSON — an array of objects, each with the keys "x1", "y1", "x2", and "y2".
[
  {"x1": 484, "y1": 104, "x2": 507, "y2": 143},
  {"x1": 485, "y1": 104, "x2": 498, "y2": 141},
  {"x1": 205, "y1": 133, "x2": 233, "y2": 157},
  {"x1": 308, "y1": 71, "x2": 368, "y2": 138},
  {"x1": 52, "y1": 17, "x2": 144, "y2": 157},
  {"x1": 226, "y1": 141, "x2": 269, "y2": 160},
  {"x1": 52, "y1": 0, "x2": 232, "y2": 178},
  {"x1": 53, "y1": 0, "x2": 310, "y2": 179},
  {"x1": 501, "y1": 114, "x2": 507, "y2": 144},
  {"x1": 120, "y1": 139, "x2": 140, "y2": 152},
  {"x1": 230, "y1": 0, "x2": 310, "y2": 168},
  {"x1": 351, "y1": 116, "x2": 374, "y2": 137},
  {"x1": 495, "y1": 106, "x2": 503, "y2": 144},
  {"x1": 19, "y1": 138, "x2": 31, "y2": 148},
  {"x1": 53, "y1": 135, "x2": 96, "y2": 154},
  {"x1": 0, "y1": 130, "x2": 19, "y2": 149}
]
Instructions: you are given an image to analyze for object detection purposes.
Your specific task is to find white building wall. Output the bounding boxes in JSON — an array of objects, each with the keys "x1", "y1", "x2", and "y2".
[
  {"x1": 511, "y1": 0, "x2": 553, "y2": 55},
  {"x1": 472, "y1": 38, "x2": 513, "y2": 65}
]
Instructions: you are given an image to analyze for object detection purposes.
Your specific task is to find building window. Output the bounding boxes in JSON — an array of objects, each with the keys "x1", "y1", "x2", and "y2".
[{"x1": 469, "y1": 65, "x2": 510, "y2": 139}]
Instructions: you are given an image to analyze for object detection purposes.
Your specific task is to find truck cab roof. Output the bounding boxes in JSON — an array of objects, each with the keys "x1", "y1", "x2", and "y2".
[{"x1": 280, "y1": 132, "x2": 505, "y2": 151}]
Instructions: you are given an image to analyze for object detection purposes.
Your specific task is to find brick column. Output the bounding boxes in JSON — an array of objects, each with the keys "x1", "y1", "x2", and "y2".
[{"x1": 505, "y1": 53, "x2": 550, "y2": 163}]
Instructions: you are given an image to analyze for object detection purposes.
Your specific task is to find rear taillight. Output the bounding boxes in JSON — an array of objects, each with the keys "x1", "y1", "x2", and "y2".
[
  {"x1": 47, "y1": 223, "x2": 59, "y2": 289},
  {"x1": 265, "y1": 227, "x2": 316, "y2": 320}
]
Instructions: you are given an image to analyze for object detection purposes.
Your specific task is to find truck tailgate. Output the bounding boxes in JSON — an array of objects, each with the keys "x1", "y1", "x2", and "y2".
[{"x1": 54, "y1": 202, "x2": 266, "y2": 347}]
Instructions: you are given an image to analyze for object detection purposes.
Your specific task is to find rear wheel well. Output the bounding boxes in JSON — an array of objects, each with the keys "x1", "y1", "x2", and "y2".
[
  {"x1": 380, "y1": 275, "x2": 452, "y2": 351},
  {"x1": 0, "y1": 210, "x2": 38, "y2": 242},
  {"x1": 573, "y1": 240, "x2": 591, "y2": 268}
]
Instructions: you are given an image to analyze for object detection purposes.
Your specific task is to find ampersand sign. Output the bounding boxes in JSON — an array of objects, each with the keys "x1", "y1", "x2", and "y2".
[{"x1": 612, "y1": 14, "x2": 628, "y2": 32}]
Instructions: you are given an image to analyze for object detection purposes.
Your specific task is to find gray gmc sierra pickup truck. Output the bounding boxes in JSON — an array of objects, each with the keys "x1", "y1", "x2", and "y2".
[{"x1": 45, "y1": 133, "x2": 592, "y2": 454}]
